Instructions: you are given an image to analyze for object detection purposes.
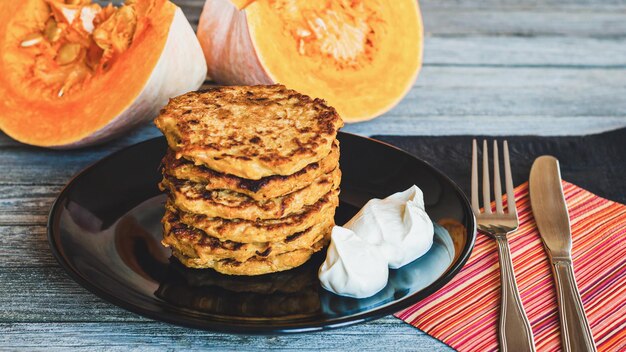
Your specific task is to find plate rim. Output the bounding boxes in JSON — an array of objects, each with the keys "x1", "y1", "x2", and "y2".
[{"x1": 47, "y1": 132, "x2": 476, "y2": 334}]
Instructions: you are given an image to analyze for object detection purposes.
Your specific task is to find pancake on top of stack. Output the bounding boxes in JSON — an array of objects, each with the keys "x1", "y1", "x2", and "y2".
[{"x1": 154, "y1": 84, "x2": 343, "y2": 275}]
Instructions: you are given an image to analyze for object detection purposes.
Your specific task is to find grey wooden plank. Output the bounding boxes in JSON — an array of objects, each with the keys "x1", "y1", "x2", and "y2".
[
  {"x1": 0, "y1": 320, "x2": 451, "y2": 352},
  {"x1": 347, "y1": 63, "x2": 626, "y2": 135},
  {"x1": 391, "y1": 66, "x2": 626, "y2": 118},
  {"x1": 0, "y1": 226, "x2": 56, "y2": 267},
  {"x1": 343, "y1": 115, "x2": 626, "y2": 137},
  {"x1": 424, "y1": 37, "x2": 626, "y2": 67},
  {"x1": 0, "y1": 184, "x2": 59, "y2": 207},
  {"x1": 0, "y1": 186, "x2": 60, "y2": 241},
  {"x1": 0, "y1": 214, "x2": 49, "y2": 227},
  {"x1": 422, "y1": 10, "x2": 626, "y2": 38},
  {"x1": 0, "y1": 148, "x2": 112, "y2": 184},
  {"x1": 0, "y1": 123, "x2": 165, "y2": 180},
  {"x1": 0, "y1": 267, "x2": 145, "y2": 322},
  {"x1": 420, "y1": 0, "x2": 626, "y2": 10},
  {"x1": 0, "y1": 185, "x2": 60, "y2": 223}
]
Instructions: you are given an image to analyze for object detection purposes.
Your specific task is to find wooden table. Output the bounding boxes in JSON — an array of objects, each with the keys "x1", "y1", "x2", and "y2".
[{"x1": 2, "y1": 0, "x2": 625, "y2": 350}]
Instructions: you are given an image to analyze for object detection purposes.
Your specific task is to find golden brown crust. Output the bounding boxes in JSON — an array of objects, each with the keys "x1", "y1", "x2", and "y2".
[
  {"x1": 160, "y1": 167, "x2": 341, "y2": 220},
  {"x1": 154, "y1": 84, "x2": 344, "y2": 179},
  {"x1": 167, "y1": 189, "x2": 339, "y2": 243},
  {"x1": 162, "y1": 140, "x2": 340, "y2": 201},
  {"x1": 170, "y1": 235, "x2": 330, "y2": 275},
  {"x1": 162, "y1": 211, "x2": 334, "y2": 263}
]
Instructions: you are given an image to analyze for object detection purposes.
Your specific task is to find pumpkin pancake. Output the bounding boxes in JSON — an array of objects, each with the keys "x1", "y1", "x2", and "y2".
[
  {"x1": 162, "y1": 140, "x2": 340, "y2": 201},
  {"x1": 154, "y1": 84, "x2": 343, "y2": 179},
  {"x1": 166, "y1": 188, "x2": 339, "y2": 243},
  {"x1": 170, "y1": 235, "x2": 330, "y2": 275},
  {"x1": 160, "y1": 167, "x2": 341, "y2": 220},
  {"x1": 162, "y1": 211, "x2": 334, "y2": 263}
]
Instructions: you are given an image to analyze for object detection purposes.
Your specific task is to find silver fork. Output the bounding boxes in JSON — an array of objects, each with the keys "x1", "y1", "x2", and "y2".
[{"x1": 471, "y1": 140, "x2": 536, "y2": 352}]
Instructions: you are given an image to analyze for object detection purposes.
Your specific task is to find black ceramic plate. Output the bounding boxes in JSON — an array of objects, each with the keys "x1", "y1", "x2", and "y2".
[{"x1": 48, "y1": 132, "x2": 476, "y2": 334}]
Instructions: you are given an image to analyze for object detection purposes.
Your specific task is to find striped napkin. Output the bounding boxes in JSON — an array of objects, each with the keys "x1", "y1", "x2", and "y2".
[{"x1": 395, "y1": 181, "x2": 626, "y2": 351}]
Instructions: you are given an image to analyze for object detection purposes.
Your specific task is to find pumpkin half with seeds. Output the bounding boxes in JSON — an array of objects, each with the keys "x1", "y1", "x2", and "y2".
[
  {"x1": 197, "y1": 0, "x2": 423, "y2": 122},
  {"x1": 0, "y1": 0, "x2": 207, "y2": 148}
]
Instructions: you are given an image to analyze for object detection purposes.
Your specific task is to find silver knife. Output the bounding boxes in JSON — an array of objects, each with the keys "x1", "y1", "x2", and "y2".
[{"x1": 529, "y1": 156, "x2": 597, "y2": 352}]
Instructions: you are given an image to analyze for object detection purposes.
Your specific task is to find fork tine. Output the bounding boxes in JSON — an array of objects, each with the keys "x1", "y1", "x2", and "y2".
[
  {"x1": 493, "y1": 140, "x2": 504, "y2": 214},
  {"x1": 471, "y1": 139, "x2": 480, "y2": 214},
  {"x1": 482, "y1": 140, "x2": 492, "y2": 214},
  {"x1": 503, "y1": 140, "x2": 517, "y2": 216}
]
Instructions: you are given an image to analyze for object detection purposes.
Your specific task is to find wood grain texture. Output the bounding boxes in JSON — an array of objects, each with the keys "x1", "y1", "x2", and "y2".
[
  {"x1": 0, "y1": 320, "x2": 451, "y2": 352},
  {"x1": 0, "y1": 227, "x2": 55, "y2": 266},
  {"x1": 424, "y1": 37, "x2": 626, "y2": 67},
  {"x1": 0, "y1": 185, "x2": 60, "y2": 225},
  {"x1": 1, "y1": 0, "x2": 625, "y2": 349},
  {"x1": 0, "y1": 268, "x2": 144, "y2": 321}
]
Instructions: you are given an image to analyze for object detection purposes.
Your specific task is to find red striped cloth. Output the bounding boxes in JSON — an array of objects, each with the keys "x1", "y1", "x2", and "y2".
[{"x1": 395, "y1": 181, "x2": 626, "y2": 351}]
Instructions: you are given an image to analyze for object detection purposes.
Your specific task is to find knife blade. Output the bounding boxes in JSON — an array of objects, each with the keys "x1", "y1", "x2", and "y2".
[{"x1": 529, "y1": 155, "x2": 597, "y2": 352}]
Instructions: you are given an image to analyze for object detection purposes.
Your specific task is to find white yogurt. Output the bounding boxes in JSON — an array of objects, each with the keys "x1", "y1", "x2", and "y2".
[
  {"x1": 319, "y1": 185, "x2": 435, "y2": 298},
  {"x1": 345, "y1": 185, "x2": 434, "y2": 269},
  {"x1": 318, "y1": 226, "x2": 389, "y2": 298}
]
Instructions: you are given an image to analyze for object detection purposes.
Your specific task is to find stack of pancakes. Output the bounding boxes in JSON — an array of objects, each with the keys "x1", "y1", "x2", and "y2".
[{"x1": 155, "y1": 85, "x2": 343, "y2": 275}]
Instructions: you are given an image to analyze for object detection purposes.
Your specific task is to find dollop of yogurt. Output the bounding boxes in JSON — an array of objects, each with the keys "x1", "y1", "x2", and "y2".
[
  {"x1": 318, "y1": 185, "x2": 435, "y2": 298},
  {"x1": 345, "y1": 185, "x2": 434, "y2": 269},
  {"x1": 318, "y1": 226, "x2": 389, "y2": 299}
]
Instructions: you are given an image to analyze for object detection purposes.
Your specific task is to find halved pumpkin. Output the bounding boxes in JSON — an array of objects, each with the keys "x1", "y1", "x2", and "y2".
[
  {"x1": 197, "y1": 0, "x2": 423, "y2": 122},
  {"x1": 0, "y1": 0, "x2": 207, "y2": 148}
]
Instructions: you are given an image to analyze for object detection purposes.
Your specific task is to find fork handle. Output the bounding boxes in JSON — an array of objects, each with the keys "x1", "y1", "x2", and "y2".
[
  {"x1": 552, "y1": 260, "x2": 597, "y2": 352},
  {"x1": 495, "y1": 235, "x2": 536, "y2": 352}
]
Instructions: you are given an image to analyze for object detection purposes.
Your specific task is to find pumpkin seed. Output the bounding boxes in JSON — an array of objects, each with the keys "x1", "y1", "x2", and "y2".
[
  {"x1": 20, "y1": 33, "x2": 43, "y2": 47},
  {"x1": 55, "y1": 43, "x2": 82, "y2": 65},
  {"x1": 44, "y1": 18, "x2": 62, "y2": 42}
]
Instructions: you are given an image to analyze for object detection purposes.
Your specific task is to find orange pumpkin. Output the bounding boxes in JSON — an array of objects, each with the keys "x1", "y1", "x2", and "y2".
[
  {"x1": 0, "y1": 0, "x2": 207, "y2": 148},
  {"x1": 197, "y1": 0, "x2": 423, "y2": 122}
]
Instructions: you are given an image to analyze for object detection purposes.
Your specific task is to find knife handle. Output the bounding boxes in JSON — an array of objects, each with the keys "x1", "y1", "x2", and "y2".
[
  {"x1": 552, "y1": 260, "x2": 597, "y2": 352},
  {"x1": 495, "y1": 235, "x2": 536, "y2": 352}
]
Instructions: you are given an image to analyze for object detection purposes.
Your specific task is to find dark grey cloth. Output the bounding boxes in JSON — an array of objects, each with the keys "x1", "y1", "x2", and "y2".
[{"x1": 373, "y1": 128, "x2": 626, "y2": 204}]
